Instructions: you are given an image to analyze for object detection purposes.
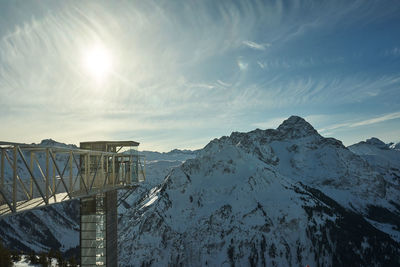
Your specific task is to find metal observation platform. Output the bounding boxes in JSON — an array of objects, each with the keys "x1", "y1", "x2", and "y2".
[{"x1": 0, "y1": 140, "x2": 146, "y2": 266}]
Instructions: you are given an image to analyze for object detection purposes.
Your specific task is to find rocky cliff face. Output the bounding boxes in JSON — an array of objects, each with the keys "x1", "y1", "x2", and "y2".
[
  {"x1": 0, "y1": 200, "x2": 79, "y2": 257},
  {"x1": 118, "y1": 116, "x2": 400, "y2": 266}
]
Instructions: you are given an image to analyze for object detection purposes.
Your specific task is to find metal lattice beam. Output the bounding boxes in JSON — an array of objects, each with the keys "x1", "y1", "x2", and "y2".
[{"x1": 0, "y1": 142, "x2": 146, "y2": 217}]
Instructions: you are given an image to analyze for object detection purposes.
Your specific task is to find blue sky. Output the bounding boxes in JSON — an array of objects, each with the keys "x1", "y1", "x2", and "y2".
[{"x1": 0, "y1": 0, "x2": 400, "y2": 151}]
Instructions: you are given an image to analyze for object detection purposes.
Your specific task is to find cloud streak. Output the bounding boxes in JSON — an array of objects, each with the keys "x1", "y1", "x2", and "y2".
[
  {"x1": 242, "y1": 40, "x2": 271, "y2": 50},
  {"x1": 0, "y1": 0, "x2": 400, "y2": 151},
  {"x1": 319, "y1": 112, "x2": 400, "y2": 133},
  {"x1": 351, "y1": 112, "x2": 400, "y2": 127}
]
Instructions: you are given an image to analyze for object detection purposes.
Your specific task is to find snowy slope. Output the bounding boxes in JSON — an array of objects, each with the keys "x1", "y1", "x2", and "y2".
[
  {"x1": 13, "y1": 255, "x2": 59, "y2": 267},
  {"x1": 118, "y1": 150, "x2": 195, "y2": 214},
  {"x1": 0, "y1": 140, "x2": 190, "y2": 257},
  {"x1": 349, "y1": 138, "x2": 400, "y2": 186},
  {"x1": 119, "y1": 116, "x2": 400, "y2": 266},
  {"x1": 389, "y1": 142, "x2": 400, "y2": 150},
  {"x1": 141, "y1": 149, "x2": 198, "y2": 186},
  {"x1": 2, "y1": 118, "x2": 400, "y2": 266},
  {"x1": 0, "y1": 200, "x2": 79, "y2": 256}
]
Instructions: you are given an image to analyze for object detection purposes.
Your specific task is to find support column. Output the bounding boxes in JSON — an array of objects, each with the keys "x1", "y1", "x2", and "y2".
[
  {"x1": 52, "y1": 154, "x2": 56, "y2": 195},
  {"x1": 0, "y1": 149, "x2": 4, "y2": 204},
  {"x1": 13, "y1": 147, "x2": 17, "y2": 212},
  {"x1": 86, "y1": 153, "x2": 90, "y2": 190},
  {"x1": 69, "y1": 151, "x2": 73, "y2": 192},
  {"x1": 30, "y1": 152, "x2": 34, "y2": 199},
  {"x1": 111, "y1": 156, "x2": 115, "y2": 186},
  {"x1": 106, "y1": 190, "x2": 117, "y2": 266},
  {"x1": 80, "y1": 190, "x2": 118, "y2": 267},
  {"x1": 45, "y1": 149, "x2": 49, "y2": 204},
  {"x1": 100, "y1": 154, "x2": 104, "y2": 186}
]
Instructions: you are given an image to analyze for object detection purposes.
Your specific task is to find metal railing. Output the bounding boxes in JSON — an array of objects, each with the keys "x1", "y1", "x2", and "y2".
[{"x1": 0, "y1": 142, "x2": 146, "y2": 216}]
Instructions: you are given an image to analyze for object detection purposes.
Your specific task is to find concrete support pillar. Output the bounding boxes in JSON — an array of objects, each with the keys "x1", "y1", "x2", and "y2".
[
  {"x1": 106, "y1": 190, "x2": 117, "y2": 266},
  {"x1": 80, "y1": 190, "x2": 118, "y2": 267},
  {"x1": 0, "y1": 149, "x2": 4, "y2": 203}
]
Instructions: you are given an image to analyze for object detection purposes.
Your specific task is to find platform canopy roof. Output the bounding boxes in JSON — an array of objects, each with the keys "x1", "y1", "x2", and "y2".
[{"x1": 80, "y1": 141, "x2": 140, "y2": 147}]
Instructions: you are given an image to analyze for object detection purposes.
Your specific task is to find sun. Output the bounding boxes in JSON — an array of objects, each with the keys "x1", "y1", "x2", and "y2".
[{"x1": 83, "y1": 45, "x2": 112, "y2": 81}]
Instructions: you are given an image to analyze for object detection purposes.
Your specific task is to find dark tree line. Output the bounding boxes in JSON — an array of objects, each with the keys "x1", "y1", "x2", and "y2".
[
  {"x1": 0, "y1": 240, "x2": 12, "y2": 267},
  {"x1": 0, "y1": 239, "x2": 77, "y2": 266}
]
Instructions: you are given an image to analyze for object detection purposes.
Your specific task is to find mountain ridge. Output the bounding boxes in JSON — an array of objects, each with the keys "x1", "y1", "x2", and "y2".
[
  {"x1": 1, "y1": 116, "x2": 399, "y2": 266},
  {"x1": 118, "y1": 116, "x2": 400, "y2": 266}
]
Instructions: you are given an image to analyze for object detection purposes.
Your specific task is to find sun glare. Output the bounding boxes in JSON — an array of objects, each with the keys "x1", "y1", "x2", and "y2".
[{"x1": 83, "y1": 45, "x2": 112, "y2": 81}]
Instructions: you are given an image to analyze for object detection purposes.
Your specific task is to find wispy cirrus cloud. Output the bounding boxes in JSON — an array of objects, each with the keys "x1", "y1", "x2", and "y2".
[
  {"x1": 257, "y1": 61, "x2": 265, "y2": 69},
  {"x1": 1, "y1": 0, "x2": 400, "y2": 151},
  {"x1": 217, "y1": 80, "x2": 231, "y2": 87},
  {"x1": 319, "y1": 112, "x2": 400, "y2": 133},
  {"x1": 351, "y1": 112, "x2": 400, "y2": 127},
  {"x1": 242, "y1": 40, "x2": 271, "y2": 50}
]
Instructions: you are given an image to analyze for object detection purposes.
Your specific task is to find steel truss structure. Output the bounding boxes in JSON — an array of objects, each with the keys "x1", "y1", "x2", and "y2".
[{"x1": 0, "y1": 141, "x2": 145, "y2": 216}]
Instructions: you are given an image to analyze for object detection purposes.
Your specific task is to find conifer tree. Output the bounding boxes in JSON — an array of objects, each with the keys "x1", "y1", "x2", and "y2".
[
  {"x1": 38, "y1": 252, "x2": 49, "y2": 266},
  {"x1": 0, "y1": 240, "x2": 12, "y2": 267}
]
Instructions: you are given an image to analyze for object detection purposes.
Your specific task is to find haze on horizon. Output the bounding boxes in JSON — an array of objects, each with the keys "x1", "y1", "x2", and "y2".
[{"x1": 0, "y1": 0, "x2": 400, "y2": 152}]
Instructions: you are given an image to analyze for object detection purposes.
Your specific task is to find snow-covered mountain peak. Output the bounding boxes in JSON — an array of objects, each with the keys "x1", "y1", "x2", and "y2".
[
  {"x1": 140, "y1": 149, "x2": 199, "y2": 162},
  {"x1": 179, "y1": 116, "x2": 393, "y2": 210},
  {"x1": 119, "y1": 116, "x2": 400, "y2": 266},
  {"x1": 390, "y1": 142, "x2": 400, "y2": 150},
  {"x1": 200, "y1": 116, "x2": 328, "y2": 160},
  {"x1": 350, "y1": 137, "x2": 400, "y2": 151},
  {"x1": 349, "y1": 138, "x2": 400, "y2": 185},
  {"x1": 277, "y1": 115, "x2": 319, "y2": 139},
  {"x1": 365, "y1": 137, "x2": 388, "y2": 149},
  {"x1": 39, "y1": 139, "x2": 77, "y2": 149}
]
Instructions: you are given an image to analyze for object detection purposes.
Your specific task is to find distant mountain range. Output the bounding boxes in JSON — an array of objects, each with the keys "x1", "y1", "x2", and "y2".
[
  {"x1": 140, "y1": 149, "x2": 200, "y2": 162},
  {"x1": 1, "y1": 116, "x2": 399, "y2": 266}
]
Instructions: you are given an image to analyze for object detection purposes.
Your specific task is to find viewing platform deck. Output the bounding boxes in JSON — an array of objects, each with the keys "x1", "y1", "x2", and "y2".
[{"x1": 0, "y1": 141, "x2": 145, "y2": 217}]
